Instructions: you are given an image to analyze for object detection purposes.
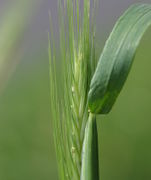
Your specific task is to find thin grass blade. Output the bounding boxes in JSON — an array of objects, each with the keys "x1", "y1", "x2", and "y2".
[{"x1": 0, "y1": 0, "x2": 39, "y2": 92}]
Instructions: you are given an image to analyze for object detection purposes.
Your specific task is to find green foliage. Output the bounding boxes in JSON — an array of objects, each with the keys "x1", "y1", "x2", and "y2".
[
  {"x1": 88, "y1": 3, "x2": 151, "y2": 114},
  {"x1": 49, "y1": 1, "x2": 151, "y2": 180}
]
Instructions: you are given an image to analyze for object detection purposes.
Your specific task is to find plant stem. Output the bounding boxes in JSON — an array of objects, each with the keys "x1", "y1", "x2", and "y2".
[{"x1": 81, "y1": 113, "x2": 99, "y2": 180}]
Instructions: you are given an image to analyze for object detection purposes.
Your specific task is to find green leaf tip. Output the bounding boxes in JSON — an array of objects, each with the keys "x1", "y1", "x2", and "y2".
[{"x1": 88, "y1": 3, "x2": 151, "y2": 114}]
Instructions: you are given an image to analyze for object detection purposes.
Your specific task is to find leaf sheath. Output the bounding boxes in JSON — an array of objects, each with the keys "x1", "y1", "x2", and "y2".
[{"x1": 81, "y1": 113, "x2": 99, "y2": 180}]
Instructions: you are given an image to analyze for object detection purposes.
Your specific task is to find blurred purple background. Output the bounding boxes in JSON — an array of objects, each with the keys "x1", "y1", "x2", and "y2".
[{"x1": 1, "y1": 0, "x2": 151, "y2": 58}]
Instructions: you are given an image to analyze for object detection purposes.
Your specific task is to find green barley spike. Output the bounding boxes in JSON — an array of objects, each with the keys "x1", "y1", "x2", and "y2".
[{"x1": 49, "y1": 0, "x2": 98, "y2": 179}]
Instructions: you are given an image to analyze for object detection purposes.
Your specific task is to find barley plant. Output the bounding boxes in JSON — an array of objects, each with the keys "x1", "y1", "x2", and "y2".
[{"x1": 49, "y1": 1, "x2": 151, "y2": 180}]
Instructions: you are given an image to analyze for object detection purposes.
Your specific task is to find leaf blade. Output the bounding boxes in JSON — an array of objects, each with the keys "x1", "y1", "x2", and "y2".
[{"x1": 88, "y1": 3, "x2": 151, "y2": 114}]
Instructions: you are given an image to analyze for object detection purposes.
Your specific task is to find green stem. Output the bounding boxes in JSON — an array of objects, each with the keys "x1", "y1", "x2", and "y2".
[{"x1": 81, "y1": 113, "x2": 99, "y2": 180}]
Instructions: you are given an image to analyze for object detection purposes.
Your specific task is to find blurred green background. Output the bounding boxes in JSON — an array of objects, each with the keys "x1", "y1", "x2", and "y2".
[{"x1": 0, "y1": 0, "x2": 151, "y2": 180}]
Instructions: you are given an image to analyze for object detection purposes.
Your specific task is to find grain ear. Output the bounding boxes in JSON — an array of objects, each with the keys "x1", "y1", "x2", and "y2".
[{"x1": 49, "y1": 0, "x2": 98, "y2": 179}]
